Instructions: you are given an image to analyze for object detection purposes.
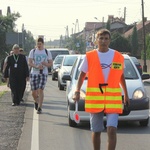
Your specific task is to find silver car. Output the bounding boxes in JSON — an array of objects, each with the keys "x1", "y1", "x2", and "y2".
[
  {"x1": 58, "y1": 55, "x2": 78, "y2": 90},
  {"x1": 51, "y1": 55, "x2": 65, "y2": 80},
  {"x1": 63, "y1": 54, "x2": 150, "y2": 127}
]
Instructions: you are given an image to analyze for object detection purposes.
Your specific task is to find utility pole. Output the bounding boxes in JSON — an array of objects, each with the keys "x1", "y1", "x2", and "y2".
[
  {"x1": 141, "y1": 0, "x2": 147, "y2": 72},
  {"x1": 22, "y1": 23, "x2": 25, "y2": 50}
]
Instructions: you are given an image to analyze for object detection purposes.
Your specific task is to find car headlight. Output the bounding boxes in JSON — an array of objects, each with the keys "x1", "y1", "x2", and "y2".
[
  {"x1": 132, "y1": 89, "x2": 145, "y2": 100},
  {"x1": 56, "y1": 68, "x2": 59, "y2": 72}
]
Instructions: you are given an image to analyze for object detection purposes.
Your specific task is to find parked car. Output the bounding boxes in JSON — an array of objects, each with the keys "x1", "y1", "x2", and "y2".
[
  {"x1": 51, "y1": 55, "x2": 65, "y2": 80},
  {"x1": 130, "y1": 56, "x2": 142, "y2": 75},
  {"x1": 58, "y1": 55, "x2": 78, "y2": 90},
  {"x1": 47, "y1": 48, "x2": 69, "y2": 60},
  {"x1": 47, "y1": 48, "x2": 69, "y2": 73},
  {"x1": 63, "y1": 54, "x2": 150, "y2": 127}
]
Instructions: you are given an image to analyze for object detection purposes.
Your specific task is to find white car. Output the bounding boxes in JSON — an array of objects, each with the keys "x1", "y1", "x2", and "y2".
[
  {"x1": 57, "y1": 55, "x2": 78, "y2": 90},
  {"x1": 63, "y1": 54, "x2": 150, "y2": 127}
]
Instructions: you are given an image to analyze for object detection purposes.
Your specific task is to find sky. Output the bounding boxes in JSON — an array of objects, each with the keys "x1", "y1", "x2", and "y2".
[{"x1": 1, "y1": 0, "x2": 150, "y2": 41}]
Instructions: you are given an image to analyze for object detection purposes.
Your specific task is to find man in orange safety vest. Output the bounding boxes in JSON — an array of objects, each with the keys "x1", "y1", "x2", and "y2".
[{"x1": 73, "y1": 29, "x2": 130, "y2": 150}]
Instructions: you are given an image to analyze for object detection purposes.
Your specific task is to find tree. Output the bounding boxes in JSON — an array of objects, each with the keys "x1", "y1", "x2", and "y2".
[
  {"x1": 0, "y1": 11, "x2": 35, "y2": 60},
  {"x1": 0, "y1": 12, "x2": 21, "y2": 60},
  {"x1": 110, "y1": 32, "x2": 132, "y2": 53},
  {"x1": 145, "y1": 34, "x2": 150, "y2": 59},
  {"x1": 24, "y1": 30, "x2": 36, "y2": 54},
  {"x1": 131, "y1": 25, "x2": 138, "y2": 56},
  {"x1": 106, "y1": 20, "x2": 111, "y2": 30},
  {"x1": 65, "y1": 36, "x2": 86, "y2": 54}
]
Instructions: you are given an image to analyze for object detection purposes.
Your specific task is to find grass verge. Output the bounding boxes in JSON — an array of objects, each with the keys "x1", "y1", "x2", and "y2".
[{"x1": 0, "y1": 91, "x2": 7, "y2": 98}]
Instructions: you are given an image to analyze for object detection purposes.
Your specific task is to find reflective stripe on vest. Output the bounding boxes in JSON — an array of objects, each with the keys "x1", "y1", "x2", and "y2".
[{"x1": 86, "y1": 87, "x2": 122, "y2": 93}]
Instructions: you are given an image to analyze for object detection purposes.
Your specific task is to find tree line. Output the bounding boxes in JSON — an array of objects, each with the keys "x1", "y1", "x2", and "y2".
[{"x1": 0, "y1": 11, "x2": 35, "y2": 61}]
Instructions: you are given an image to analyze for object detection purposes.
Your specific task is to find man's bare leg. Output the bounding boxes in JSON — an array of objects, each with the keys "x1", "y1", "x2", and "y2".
[
  {"x1": 92, "y1": 132, "x2": 101, "y2": 150},
  {"x1": 32, "y1": 90, "x2": 39, "y2": 103},
  {"x1": 38, "y1": 89, "x2": 44, "y2": 108},
  {"x1": 107, "y1": 126, "x2": 117, "y2": 150}
]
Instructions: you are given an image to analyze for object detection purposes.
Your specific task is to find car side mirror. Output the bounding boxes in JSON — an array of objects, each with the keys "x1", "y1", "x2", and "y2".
[
  {"x1": 62, "y1": 74, "x2": 71, "y2": 81},
  {"x1": 142, "y1": 74, "x2": 150, "y2": 80}
]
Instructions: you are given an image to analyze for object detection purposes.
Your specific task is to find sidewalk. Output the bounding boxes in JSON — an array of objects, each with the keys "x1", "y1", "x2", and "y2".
[
  {"x1": 0, "y1": 83, "x2": 30, "y2": 150},
  {"x1": 0, "y1": 84, "x2": 10, "y2": 92}
]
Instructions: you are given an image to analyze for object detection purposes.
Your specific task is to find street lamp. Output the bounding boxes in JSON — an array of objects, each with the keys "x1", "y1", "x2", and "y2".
[
  {"x1": 94, "y1": 17, "x2": 100, "y2": 22},
  {"x1": 141, "y1": 0, "x2": 147, "y2": 72}
]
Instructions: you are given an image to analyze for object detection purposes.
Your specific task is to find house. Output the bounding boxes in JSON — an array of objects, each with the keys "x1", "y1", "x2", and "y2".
[
  {"x1": 80, "y1": 15, "x2": 128, "y2": 51},
  {"x1": 124, "y1": 18, "x2": 150, "y2": 57}
]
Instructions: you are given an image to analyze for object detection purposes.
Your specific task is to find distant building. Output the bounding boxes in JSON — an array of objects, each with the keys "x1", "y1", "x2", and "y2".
[
  {"x1": 124, "y1": 18, "x2": 150, "y2": 57},
  {"x1": 78, "y1": 15, "x2": 128, "y2": 51}
]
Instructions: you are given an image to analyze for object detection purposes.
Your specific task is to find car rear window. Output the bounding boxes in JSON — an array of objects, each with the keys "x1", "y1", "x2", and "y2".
[{"x1": 49, "y1": 50, "x2": 69, "y2": 60}]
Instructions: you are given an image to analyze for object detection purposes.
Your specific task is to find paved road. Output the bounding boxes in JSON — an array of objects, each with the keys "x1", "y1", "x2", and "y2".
[{"x1": 16, "y1": 76, "x2": 150, "y2": 150}]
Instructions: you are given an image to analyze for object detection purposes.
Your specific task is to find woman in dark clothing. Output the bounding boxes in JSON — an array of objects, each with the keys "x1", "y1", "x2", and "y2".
[{"x1": 4, "y1": 44, "x2": 29, "y2": 106}]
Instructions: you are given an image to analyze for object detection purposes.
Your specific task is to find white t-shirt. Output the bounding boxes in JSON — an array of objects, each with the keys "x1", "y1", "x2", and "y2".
[
  {"x1": 79, "y1": 48, "x2": 115, "y2": 82},
  {"x1": 28, "y1": 49, "x2": 52, "y2": 75}
]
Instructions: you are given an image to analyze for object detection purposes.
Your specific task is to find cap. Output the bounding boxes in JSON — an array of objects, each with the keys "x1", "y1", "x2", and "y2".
[{"x1": 12, "y1": 44, "x2": 20, "y2": 49}]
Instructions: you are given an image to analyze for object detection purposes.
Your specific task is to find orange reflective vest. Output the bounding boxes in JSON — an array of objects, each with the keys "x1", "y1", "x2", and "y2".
[{"x1": 85, "y1": 49, "x2": 124, "y2": 114}]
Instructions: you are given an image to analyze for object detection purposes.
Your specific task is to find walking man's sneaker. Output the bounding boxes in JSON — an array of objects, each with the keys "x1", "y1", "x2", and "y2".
[
  {"x1": 37, "y1": 107, "x2": 42, "y2": 114},
  {"x1": 12, "y1": 103, "x2": 16, "y2": 106},
  {"x1": 34, "y1": 102, "x2": 38, "y2": 110}
]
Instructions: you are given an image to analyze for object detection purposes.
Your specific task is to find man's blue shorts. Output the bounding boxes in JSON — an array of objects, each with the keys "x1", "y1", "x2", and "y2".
[{"x1": 90, "y1": 111, "x2": 119, "y2": 132}]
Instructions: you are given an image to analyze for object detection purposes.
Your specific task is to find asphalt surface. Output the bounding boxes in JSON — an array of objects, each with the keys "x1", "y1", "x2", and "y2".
[{"x1": 0, "y1": 79, "x2": 150, "y2": 150}]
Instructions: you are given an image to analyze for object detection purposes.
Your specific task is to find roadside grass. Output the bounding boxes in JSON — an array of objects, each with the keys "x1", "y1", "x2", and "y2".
[
  {"x1": 0, "y1": 91, "x2": 7, "y2": 98},
  {"x1": 0, "y1": 73, "x2": 7, "y2": 86},
  {"x1": 0, "y1": 73, "x2": 7, "y2": 98}
]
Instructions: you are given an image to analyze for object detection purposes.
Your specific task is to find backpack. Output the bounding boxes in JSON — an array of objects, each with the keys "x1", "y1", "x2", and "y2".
[{"x1": 33, "y1": 49, "x2": 48, "y2": 56}]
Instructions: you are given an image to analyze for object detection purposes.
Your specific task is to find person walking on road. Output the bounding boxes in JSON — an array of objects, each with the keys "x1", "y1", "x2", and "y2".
[
  {"x1": 73, "y1": 29, "x2": 130, "y2": 150},
  {"x1": 4, "y1": 44, "x2": 29, "y2": 106},
  {"x1": 28, "y1": 37, "x2": 52, "y2": 114}
]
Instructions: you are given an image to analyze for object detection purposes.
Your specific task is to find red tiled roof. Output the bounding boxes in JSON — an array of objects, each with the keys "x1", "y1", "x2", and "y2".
[
  {"x1": 124, "y1": 20, "x2": 150, "y2": 37},
  {"x1": 85, "y1": 22, "x2": 103, "y2": 31}
]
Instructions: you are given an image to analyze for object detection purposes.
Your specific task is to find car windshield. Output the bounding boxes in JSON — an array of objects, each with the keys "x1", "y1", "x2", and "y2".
[
  {"x1": 63, "y1": 56, "x2": 77, "y2": 66},
  {"x1": 130, "y1": 57, "x2": 139, "y2": 64},
  {"x1": 124, "y1": 59, "x2": 138, "y2": 79},
  {"x1": 54, "y1": 56, "x2": 64, "y2": 64},
  {"x1": 49, "y1": 50, "x2": 69, "y2": 60},
  {"x1": 75, "y1": 58, "x2": 138, "y2": 80}
]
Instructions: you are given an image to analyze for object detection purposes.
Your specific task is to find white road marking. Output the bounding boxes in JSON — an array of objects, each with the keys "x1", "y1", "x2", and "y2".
[
  {"x1": 31, "y1": 109, "x2": 39, "y2": 150},
  {"x1": 26, "y1": 82, "x2": 31, "y2": 92}
]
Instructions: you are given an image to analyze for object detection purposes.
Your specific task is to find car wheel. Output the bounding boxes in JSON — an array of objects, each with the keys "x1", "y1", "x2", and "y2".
[
  {"x1": 68, "y1": 106, "x2": 77, "y2": 127},
  {"x1": 139, "y1": 118, "x2": 149, "y2": 127},
  {"x1": 52, "y1": 73, "x2": 55, "y2": 80},
  {"x1": 58, "y1": 80, "x2": 59, "y2": 87},
  {"x1": 59, "y1": 83, "x2": 64, "y2": 90}
]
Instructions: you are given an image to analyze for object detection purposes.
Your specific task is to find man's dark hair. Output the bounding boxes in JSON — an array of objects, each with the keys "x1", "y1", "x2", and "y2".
[
  {"x1": 96, "y1": 29, "x2": 111, "y2": 39},
  {"x1": 37, "y1": 37, "x2": 44, "y2": 43}
]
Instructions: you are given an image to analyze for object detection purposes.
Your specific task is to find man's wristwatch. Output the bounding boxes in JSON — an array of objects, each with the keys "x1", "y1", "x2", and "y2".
[{"x1": 75, "y1": 91, "x2": 80, "y2": 94}]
